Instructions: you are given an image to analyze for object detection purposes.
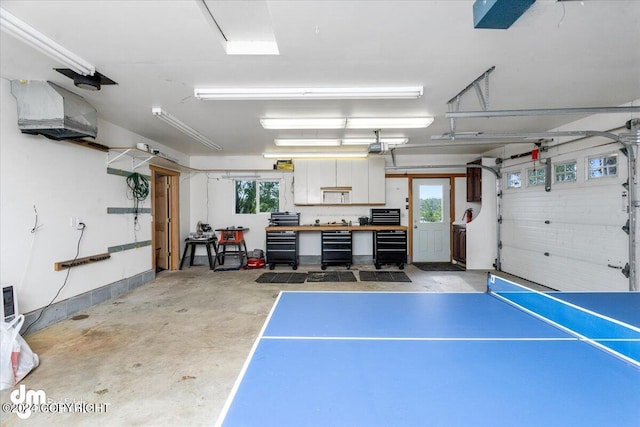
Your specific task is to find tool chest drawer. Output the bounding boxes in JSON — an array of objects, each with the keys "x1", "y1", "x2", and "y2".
[{"x1": 321, "y1": 230, "x2": 352, "y2": 270}]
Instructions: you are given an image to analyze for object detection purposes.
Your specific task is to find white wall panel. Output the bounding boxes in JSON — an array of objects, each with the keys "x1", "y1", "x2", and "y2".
[{"x1": 0, "y1": 78, "x2": 183, "y2": 314}]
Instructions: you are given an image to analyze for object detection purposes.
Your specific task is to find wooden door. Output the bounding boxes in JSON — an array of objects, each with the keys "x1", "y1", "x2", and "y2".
[
  {"x1": 154, "y1": 174, "x2": 170, "y2": 270},
  {"x1": 150, "y1": 166, "x2": 180, "y2": 271}
]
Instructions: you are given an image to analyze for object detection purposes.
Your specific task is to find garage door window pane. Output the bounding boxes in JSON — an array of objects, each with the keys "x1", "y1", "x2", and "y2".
[
  {"x1": 527, "y1": 168, "x2": 545, "y2": 186},
  {"x1": 588, "y1": 155, "x2": 617, "y2": 178},
  {"x1": 507, "y1": 172, "x2": 521, "y2": 188},
  {"x1": 555, "y1": 161, "x2": 577, "y2": 183}
]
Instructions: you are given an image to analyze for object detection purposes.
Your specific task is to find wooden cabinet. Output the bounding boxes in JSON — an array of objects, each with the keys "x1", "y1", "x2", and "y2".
[
  {"x1": 466, "y1": 159, "x2": 482, "y2": 202},
  {"x1": 453, "y1": 225, "x2": 466, "y2": 264}
]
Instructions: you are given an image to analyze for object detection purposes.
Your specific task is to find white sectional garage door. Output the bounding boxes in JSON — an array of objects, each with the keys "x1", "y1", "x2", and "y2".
[{"x1": 500, "y1": 144, "x2": 630, "y2": 292}]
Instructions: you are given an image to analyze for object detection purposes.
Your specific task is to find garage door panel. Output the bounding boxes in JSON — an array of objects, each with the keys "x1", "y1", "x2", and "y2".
[
  {"x1": 502, "y1": 220, "x2": 627, "y2": 263},
  {"x1": 501, "y1": 246, "x2": 628, "y2": 292}
]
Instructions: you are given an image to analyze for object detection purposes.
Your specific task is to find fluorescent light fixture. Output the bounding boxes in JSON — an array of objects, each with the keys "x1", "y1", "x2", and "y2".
[
  {"x1": 0, "y1": 8, "x2": 95, "y2": 76},
  {"x1": 263, "y1": 152, "x2": 368, "y2": 159},
  {"x1": 225, "y1": 41, "x2": 279, "y2": 55},
  {"x1": 342, "y1": 137, "x2": 409, "y2": 145},
  {"x1": 194, "y1": 86, "x2": 423, "y2": 100},
  {"x1": 151, "y1": 107, "x2": 222, "y2": 151},
  {"x1": 346, "y1": 117, "x2": 434, "y2": 129},
  {"x1": 274, "y1": 139, "x2": 341, "y2": 147},
  {"x1": 260, "y1": 118, "x2": 346, "y2": 130}
]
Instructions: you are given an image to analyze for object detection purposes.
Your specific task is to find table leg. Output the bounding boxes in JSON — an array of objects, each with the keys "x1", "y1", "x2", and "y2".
[
  {"x1": 179, "y1": 242, "x2": 189, "y2": 270},
  {"x1": 242, "y1": 240, "x2": 248, "y2": 266},
  {"x1": 189, "y1": 243, "x2": 196, "y2": 266},
  {"x1": 206, "y1": 243, "x2": 214, "y2": 270}
]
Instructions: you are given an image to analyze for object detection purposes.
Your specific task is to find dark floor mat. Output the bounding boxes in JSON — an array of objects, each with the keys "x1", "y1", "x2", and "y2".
[
  {"x1": 306, "y1": 271, "x2": 357, "y2": 282},
  {"x1": 359, "y1": 271, "x2": 412, "y2": 282},
  {"x1": 255, "y1": 273, "x2": 308, "y2": 283},
  {"x1": 413, "y1": 262, "x2": 465, "y2": 272}
]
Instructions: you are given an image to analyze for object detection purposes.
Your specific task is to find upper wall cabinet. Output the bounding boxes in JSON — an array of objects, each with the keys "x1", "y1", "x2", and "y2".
[
  {"x1": 294, "y1": 158, "x2": 385, "y2": 205},
  {"x1": 368, "y1": 158, "x2": 386, "y2": 204},
  {"x1": 466, "y1": 159, "x2": 482, "y2": 203}
]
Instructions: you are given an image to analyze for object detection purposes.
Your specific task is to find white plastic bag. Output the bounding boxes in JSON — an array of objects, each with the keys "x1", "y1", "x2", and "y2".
[{"x1": 0, "y1": 315, "x2": 39, "y2": 390}]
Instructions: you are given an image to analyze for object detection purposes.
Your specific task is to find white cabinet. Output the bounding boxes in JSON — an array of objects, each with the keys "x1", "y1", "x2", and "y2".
[
  {"x1": 338, "y1": 159, "x2": 369, "y2": 203},
  {"x1": 293, "y1": 158, "x2": 385, "y2": 205},
  {"x1": 336, "y1": 160, "x2": 352, "y2": 187},
  {"x1": 295, "y1": 159, "x2": 336, "y2": 204},
  {"x1": 309, "y1": 159, "x2": 336, "y2": 203},
  {"x1": 293, "y1": 160, "x2": 309, "y2": 204},
  {"x1": 368, "y1": 157, "x2": 386, "y2": 204}
]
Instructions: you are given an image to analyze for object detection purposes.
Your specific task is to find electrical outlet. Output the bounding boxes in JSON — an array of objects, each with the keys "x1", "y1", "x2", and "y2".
[{"x1": 70, "y1": 217, "x2": 82, "y2": 228}]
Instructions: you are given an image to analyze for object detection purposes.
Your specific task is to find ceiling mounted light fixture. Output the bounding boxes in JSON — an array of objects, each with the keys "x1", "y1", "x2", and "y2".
[
  {"x1": 274, "y1": 139, "x2": 341, "y2": 147},
  {"x1": 151, "y1": 108, "x2": 222, "y2": 151},
  {"x1": 0, "y1": 7, "x2": 95, "y2": 76},
  {"x1": 195, "y1": 86, "x2": 423, "y2": 100},
  {"x1": 263, "y1": 152, "x2": 368, "y2": 159},
  {"x1": 342, "y1": 137, "x2": 409, "y2": 145},
  {"x1": 261, "y1": 117, "x2": 432, "y2": 130},
  {"x1": 346, "y1": 117, "x2": 434, "y2": 129},
  {"x1": 260, "y1": 118, "x2": 346, "y2": 130}
]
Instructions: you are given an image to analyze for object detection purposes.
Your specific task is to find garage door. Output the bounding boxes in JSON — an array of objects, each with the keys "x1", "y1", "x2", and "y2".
[{"x1": 500, "y1": 144, "x2": 629, "y2": 291}]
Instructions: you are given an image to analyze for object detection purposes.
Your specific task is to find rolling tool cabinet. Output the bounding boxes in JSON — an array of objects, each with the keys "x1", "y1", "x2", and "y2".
[
  {"x1": 373, "y1": 230, "x2": 407, "y2": 269},
  {"x1": 266, "y1": 212, "x2": 300, "y2": 270},
  {"x1": 321, "y1": 230, "x2": 352, "y2": 270},
  {"x1": 370, "y1": 208, "x2": 406, "y2": 269}
]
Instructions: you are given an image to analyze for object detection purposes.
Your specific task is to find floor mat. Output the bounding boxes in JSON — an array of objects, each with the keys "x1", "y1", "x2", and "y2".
[
  {"x1": 306, "y1": 271, "x2": 357, "y2": 282},
  {"x1": 359, "y1": 271, "x2": 412, "y2": 282},
  {"x1": 255, "y1": 273, "x2": 308, "y2": 284},
  {"x1": 412, "y1": 262, "x2": 465, "y2": 271}
]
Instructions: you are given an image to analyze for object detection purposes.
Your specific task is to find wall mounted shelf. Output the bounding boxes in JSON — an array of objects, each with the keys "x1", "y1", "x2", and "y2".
[{"x1": 107, "y1": 147, "x2": 293, "y2": 174}]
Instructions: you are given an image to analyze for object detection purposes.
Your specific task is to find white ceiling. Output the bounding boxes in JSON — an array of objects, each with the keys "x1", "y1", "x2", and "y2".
[{"x1": 1, "y1": 0, "x2": 639, "y2": 157}]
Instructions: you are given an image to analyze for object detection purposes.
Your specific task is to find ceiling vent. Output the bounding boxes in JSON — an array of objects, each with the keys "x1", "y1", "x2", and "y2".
[{"x1": 10, "y1": 80, "x2": 98, "y2": 140}]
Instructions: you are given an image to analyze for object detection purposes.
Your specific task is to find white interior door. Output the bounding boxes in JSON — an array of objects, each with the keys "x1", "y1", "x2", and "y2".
[{"x1": 412, "y1": 178, "x2": 451, "y2": 262}]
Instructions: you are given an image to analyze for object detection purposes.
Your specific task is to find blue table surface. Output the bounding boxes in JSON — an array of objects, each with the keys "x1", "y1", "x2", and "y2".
[
  {"x1": 263, "y1": 292, "x2": 573, "y2": 339},
  {"x1": 549, "y1": 292, "x2": 640, "y2": 327},
  {"x1": 218, "y1": 291, "x2": 640, "y2": 427}
]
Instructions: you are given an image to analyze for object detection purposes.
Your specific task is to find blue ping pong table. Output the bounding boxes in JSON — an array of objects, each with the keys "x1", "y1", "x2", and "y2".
[{"x1": 216, "y1": 274, "x2": 640, "y2": 426}]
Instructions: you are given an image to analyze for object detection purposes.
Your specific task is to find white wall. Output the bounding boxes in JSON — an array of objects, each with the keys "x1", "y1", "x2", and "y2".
[
  {"x1": 0, "y1": 77, "x2": 184, "y2": 314},
  {"x1": 465, "y1": 158, "x2": 498, "y2": 269}
]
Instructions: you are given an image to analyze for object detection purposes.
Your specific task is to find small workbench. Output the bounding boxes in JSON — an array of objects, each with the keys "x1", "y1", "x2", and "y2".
[{"x1": 179, "y1": 237, "x2": 218, "y2": 270}]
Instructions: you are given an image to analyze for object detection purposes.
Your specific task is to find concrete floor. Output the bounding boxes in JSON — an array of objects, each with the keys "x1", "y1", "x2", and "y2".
[{"x1": 1, "y1": 265, "x2": 510, "y2": 426}]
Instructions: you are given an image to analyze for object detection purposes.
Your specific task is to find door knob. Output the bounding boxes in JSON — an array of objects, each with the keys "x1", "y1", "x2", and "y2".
[{"x1": 414, "y1": 225, "x2": 417, "y2": 229}]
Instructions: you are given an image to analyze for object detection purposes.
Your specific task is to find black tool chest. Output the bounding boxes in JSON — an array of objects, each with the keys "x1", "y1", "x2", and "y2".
[
  {"x1": 370, "y1": 209, "x2": 406, "y2": 269},
  {"x1": 266, "y1": 212, "x2": 300, "y2": 270},
  {"x1": 321, "y1": 230, "x2": 352, "y2": 270}
]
